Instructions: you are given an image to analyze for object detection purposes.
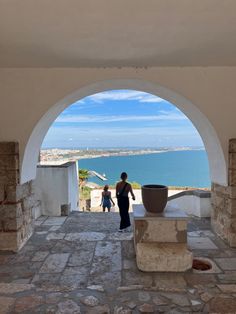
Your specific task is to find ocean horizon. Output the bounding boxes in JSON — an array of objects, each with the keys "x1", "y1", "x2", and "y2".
[
  {"x1": 79, "y1": 150, "x2": 210, "y2": 188},
  {"x1": 42, "y1": 146, "x2": 204, "y2": 150}
]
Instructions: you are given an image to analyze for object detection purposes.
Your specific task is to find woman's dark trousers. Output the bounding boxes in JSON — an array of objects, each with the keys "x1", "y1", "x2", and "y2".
[{"x1": 118, "y1": 196, "x2": 131, "y2": 230}]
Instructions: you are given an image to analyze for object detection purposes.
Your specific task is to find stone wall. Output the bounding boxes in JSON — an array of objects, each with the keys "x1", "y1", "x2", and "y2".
[
  {"x1": 0, "y1": 142, "x2": 41, "y2": 251},
  {"x1": 211, "y1": 139, "x2": 236, "y2": 247}
]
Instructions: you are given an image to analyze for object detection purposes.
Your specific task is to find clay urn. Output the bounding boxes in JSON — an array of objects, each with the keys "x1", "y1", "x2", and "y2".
[{"x1": 141, "y1": 184, "x2": 168, "y2": 213}]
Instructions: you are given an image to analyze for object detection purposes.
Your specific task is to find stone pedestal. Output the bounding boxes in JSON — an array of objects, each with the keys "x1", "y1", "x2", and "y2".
[{"x1": 133, "y1": 204, "x2": 193, "y2": 272}]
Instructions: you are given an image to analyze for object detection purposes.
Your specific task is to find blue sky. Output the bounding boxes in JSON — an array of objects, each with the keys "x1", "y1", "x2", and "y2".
[{"x1": 42, "y1": 90, "x2": 203, "y2": 148}]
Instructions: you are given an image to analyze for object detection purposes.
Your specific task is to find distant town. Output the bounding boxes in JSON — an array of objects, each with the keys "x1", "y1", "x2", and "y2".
[{"x1": 40, "y1": 147, "x2": 204, "y2": 164}]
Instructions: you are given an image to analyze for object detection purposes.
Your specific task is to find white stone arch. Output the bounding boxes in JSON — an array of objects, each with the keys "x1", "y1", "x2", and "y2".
[{"x1": 21, "y1": 78, "x2": 227, "y2": 186}]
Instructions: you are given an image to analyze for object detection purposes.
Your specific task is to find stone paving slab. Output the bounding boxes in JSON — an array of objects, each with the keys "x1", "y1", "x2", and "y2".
[
  {"x1": 160, "y1": 292, "x2": 190, "y2": 306},
  {"x1": 107, "y1": 232, "x2": 134, "y2": 241},
  {"x1": 34, "y1": 216, "x2": 48, "y2": 226},
  {"x1": 214, "y1": 257, "x2": 236, "y2": 270},
  {"x1": 0, "y1": 213, "x2": 236, "y2": 313},
  {"x1": 188, "y1": 230, "x2": 215, "y2": 237},
  {"x1": 51, "y1": 240, "x2": 87, "y2": 254},
  {"x1": 89, "y1": 241, "x2": 122, "y2": 290},
  {"x1": 217, "y1": 284, "x2": 236, "y2": 293},
  {"x1": 217, "y1": 271, "x2": 236, "y2": 283},
  {"x1": 32, "y1": 273, "x2": 61, "y2": 285},
  {"x1": 188, "y1": 236, "x2": 218, "y2": 250},
  {"x1": 0, "y1": 283, "x2": 35, "y2": 294},
  {"x1": 88, "y1": 270, "x2": 122, "y2": 292},
  {"x1": 39, "y1": 253, "x2": 70, "y2": 273},
  {"x1": 122, "y1": 270, "x2": 153, "y2": 287},
  {"x1": 207, "y1": 296, "x2": 236, "y2": 313},
  {"x1": 0, "y1": 296, "x2": 15, "y2": 313},
  {"x1": 43, "y1": 216, "x2": 67, "y2": 225},
  {"x1": 91, "y1": 241, "x2": 122, "y2": 273},
  {"x1": 123, "y1": 259, "x2": 137, "y2": 270},
  {"x1": 14, "y1": 295, "x2": 44, "y2": 313},
  {"x1": 153, "y1": 273, "x2": 187, "y2": 290},
  {"x1": 32, "y1": 251, "x2": 49, "y2": 262},
  {"x1": 68, "y1": 251, "x2": 93, "y2": 267},
  {"x1": 68, "y1": 243, "x2": 95, "y2": 267},
  {"x1": 35, "y1": 231, "x2": 48, "y2": 235},
  {"x1": 46, "y1": 232, "x2": 65, "y2": 240},
  {"x1": 57, "y1": 299, "x2": 81, "y2": 314},
  {"x1": 49, "y1": 225, "x2": 61, "y2": 231},
  {"x1": 60, "y1": 273, "x2": 88, "y2": 290},
  {"x1": 65, "y1": 232, "x2": 106, "y2": 241},
  {"x1": 184, "y1": 273, "x2": 218, "y2": 286}
]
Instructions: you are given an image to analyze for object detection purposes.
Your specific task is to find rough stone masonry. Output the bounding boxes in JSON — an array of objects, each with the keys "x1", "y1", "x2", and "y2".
[
  {"x1": 0, "y1": 142, "x2": 41, "y2": 251},
  {"x1": 211, "y1": 139, "x2": 236, "y2": 247}
]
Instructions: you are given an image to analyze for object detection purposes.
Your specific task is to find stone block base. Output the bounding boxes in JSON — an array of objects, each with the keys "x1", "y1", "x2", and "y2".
[
  {"x1": 134, "y1": 218, "x2": 187, "y2": 244},
  {"x1": 133, "y1": 205, "x2": 191, "y2": 272},
  {"x1": 136, "y1": 243, "x2": 193, "y2": 272}
]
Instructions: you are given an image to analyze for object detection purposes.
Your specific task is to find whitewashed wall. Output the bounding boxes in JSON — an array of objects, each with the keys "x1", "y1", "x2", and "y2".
[
  {"x1": 90, "y1": 189, "x2": 142, "y2": 211},
  {"x1": 91, "y1": 188, "x2": 211, "y2": 217},
  {"x1": 35, "y1": 161, "x2": 79, "y2": 216},
  {"x1": 168, "y1": 195, "x2": 211, "y2": 217},
  {"x1": 0, "y1": 69, "x2": 233, "y2": 186}
]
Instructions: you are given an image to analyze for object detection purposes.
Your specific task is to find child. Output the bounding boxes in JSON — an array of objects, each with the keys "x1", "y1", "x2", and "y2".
[{"x1": 100, "y1": 185, "x2": 115, "y2": 212}]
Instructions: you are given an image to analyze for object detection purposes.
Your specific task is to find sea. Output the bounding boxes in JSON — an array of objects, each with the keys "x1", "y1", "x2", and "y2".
[{"x1": 79, "y1": 150, "x2": 211, "y2": 188}]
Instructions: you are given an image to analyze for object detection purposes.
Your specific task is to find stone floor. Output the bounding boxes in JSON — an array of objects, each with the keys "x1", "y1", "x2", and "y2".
[{"x1": 0, "y1": 212, "x2": 236, "y2": 313}]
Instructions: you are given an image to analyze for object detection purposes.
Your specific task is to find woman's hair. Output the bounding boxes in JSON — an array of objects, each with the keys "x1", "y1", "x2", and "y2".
[
  {"x1": 104, "y1": 184, "x2": 109, "y2": 191},
  {"x1": 120, "y1": 172, "x2": 128, "y2": 180}
]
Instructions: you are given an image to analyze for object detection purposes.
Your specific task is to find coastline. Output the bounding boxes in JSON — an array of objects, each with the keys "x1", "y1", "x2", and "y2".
[
  {"x1": 40, "y1": 147, "x2": 205, "y2": 163},
  {"x1": 40, "y1": 148, "x2": 210, "y2": 189}
]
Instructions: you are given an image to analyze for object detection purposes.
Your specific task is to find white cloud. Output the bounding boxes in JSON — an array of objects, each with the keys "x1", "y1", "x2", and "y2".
[
  {"x1": 77, "y1": 99, "x2": 85, "y2": 104},
  {"x1": 87, "y1": 90, "x2": 164, "y2": 104},
  {"x1": 56, "y1": 112, "x2": 187, "y2": 123},
  {"x1": 43, "y1": 124, "x2": 203, "y2": 148},
  {"x1": 71, "y1": 99, "x2": 99, "y2": 109},
  {"x1": 49, "y1": 124, "x2": 200, "y2": 136},
  {"x1": 139, "y1": 95, "x2": 163, "y2": 103}
]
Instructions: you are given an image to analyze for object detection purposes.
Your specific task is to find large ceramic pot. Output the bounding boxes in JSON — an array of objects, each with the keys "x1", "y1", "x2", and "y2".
[{"x1": 141, "y1": 184, "x2": 168, "y2": 213}]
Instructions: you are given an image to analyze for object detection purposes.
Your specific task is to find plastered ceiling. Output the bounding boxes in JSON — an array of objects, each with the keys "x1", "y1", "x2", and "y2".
[{"x1": 0, "y1": 0, "x2": 236, "y2": 67}]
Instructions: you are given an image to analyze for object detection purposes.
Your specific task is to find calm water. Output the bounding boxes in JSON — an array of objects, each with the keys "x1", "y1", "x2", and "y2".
[{"x1": 79, "y1": 150, "x2": 210, "y2": 188}]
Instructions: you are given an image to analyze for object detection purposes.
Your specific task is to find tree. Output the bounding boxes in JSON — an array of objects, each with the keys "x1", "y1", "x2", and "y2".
[{"x1": 79, "y1": 168, "x2": 89, "y2": 187}]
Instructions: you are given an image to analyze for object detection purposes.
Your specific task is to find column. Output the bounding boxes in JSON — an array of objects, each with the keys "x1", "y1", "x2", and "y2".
[
  {"x1": 0, "y1": 142, "x2": 41, "y2": 251},
  {"x1": 211, "y1": 139, "x2": 236, "y2": 247}
]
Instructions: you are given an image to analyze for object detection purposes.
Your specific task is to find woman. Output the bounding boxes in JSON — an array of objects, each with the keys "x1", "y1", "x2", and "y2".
[
  {"x1": 100, "y1": 185, "x2": 115, "y2": 212},
  {"x1": 116, "y1": 172, "x2": 135, "y2": 232}
]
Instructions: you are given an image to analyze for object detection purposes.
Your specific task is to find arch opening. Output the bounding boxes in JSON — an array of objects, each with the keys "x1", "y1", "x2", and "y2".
[{"x1": 21, "y1": 79, "x2": 227, "y2": 186}]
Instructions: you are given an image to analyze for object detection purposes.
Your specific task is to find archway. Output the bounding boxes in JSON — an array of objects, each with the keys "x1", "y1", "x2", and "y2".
[{"x1": 21, "y1": 79, "x2": 226, "y2": 186}]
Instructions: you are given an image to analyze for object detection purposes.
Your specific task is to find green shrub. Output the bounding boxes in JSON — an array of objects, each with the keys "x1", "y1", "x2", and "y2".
[
  {"x1": 130, "y1": 181, "x2": 141, "y2": 189},
  {"x1": 104, "y1": 181, "x2": 141, "y2": 189},
  {"x1": 80, "y1": 186, "x2": 92, "y2": 200}
]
